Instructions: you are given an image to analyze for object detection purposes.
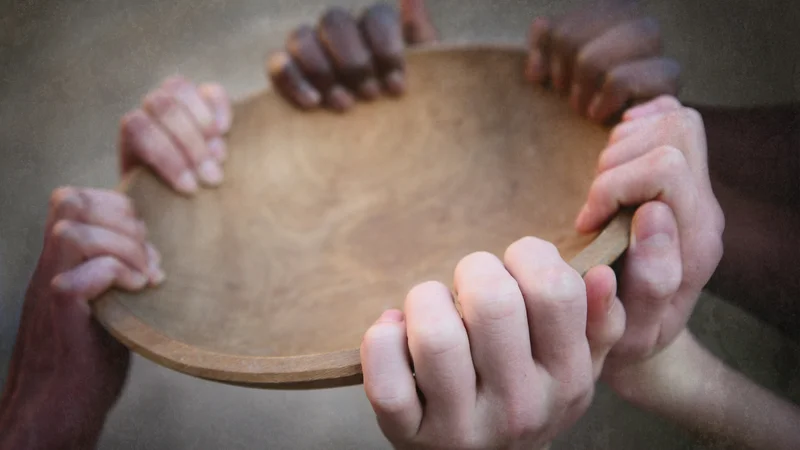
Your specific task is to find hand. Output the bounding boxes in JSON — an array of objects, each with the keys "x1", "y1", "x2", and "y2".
[
  {"x1": 575, "y1": 96, "x2": 724, "y2": 378},
  {"x1": 267, "y1": 0, "x2": 436, "y2": 112},
  {"x1": 361, "y1": 238, "x2": 626, "y2": 449},
  {"x1": 119, "y1": 76, "x2": 232, "y2": 195},
  {"x1": 0, "y1": 187, "x2": 161, "y2": 449},
  {"x1": 526, "y1": 0, "x2": 680, "y2": 123}
]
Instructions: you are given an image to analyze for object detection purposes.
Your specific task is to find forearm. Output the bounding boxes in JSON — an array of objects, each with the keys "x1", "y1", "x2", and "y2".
[
  {"x1": 608, "y1": 330, "x2": 800, "y2": 449},
  {"x1": 0, "y1": 395, "x2": 104, "y2": 450}
]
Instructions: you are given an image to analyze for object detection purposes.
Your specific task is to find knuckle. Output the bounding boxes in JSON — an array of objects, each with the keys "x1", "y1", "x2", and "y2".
[
  {"x1": 574, "y1": 50, "x2": 602, "y2": 80},
  {"x1": 49, "y1": 186, "x2": 78, "y2": 208},
  {"x1": 528, "y1": 266, "x2": 585, "y2": 305},
  {"x1": 460, "y1": 280, "x2": 521, "y2": 322},
  {"x1": 51, "y1": 219, "x2": 79, "y2": 243},
  {"x1": 651, "y1": 145, "x2": 687, "y2": 175},
  {"x1": 120, "y1": 109, "x2": 149, "y2": 136},
  {"x1": 410, "y1": 320, "x2": 465, "y2": 358},
  {"x1": 143, "y1": 89, "x2": 175, "y2": 115},
  {"x1": 370, "y1": 391, "x2": 416, "y2": 419},
  {"x1": 362, "y1": 320, "x2": 401, "y2": 349},
  {"x1": 504, "y1": 236, "x2": 559, "y2": 265}
]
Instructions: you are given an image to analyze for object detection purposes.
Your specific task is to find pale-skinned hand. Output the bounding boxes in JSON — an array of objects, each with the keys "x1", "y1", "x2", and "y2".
[{"x1": 361, "y1": 237, "x2": 626, "y2": 449}]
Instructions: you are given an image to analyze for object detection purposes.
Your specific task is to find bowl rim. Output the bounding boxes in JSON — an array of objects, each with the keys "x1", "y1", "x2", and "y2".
[{"x1": 92, "y1": 43, "x2": 633, "y2": 389}]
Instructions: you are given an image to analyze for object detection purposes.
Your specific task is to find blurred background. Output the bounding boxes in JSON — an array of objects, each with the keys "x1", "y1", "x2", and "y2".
[{"x1": 1, "y1": 0, "x2": 799, "y2": 448}]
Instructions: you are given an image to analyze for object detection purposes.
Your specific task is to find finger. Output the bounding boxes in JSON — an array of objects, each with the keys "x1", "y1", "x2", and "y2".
[
  {"x1": 583, "y1": 265, "x2": 625, "y2": 379},
  {"x1": 207, "y1": 137, "x2": 227, "y2": 163},
  {"x1": 526, "y1": 17, "x2": 552, "y2": 84},
  {"x1": 51, "y1": 220, "x2": 150, "y2": 276},
  {"x1": 405, "y1": 281, "x2": 476, "y2": 424},
  {"x1": 588, "y1": 57, "x2": 681, "y2": 122},
  {"x1": 600, "y1": 108, "x2": 710, "y2": 185},
  {"x1": 548, "y1": 3, "x2": 637, "y2": 93},
  {"x1": 360, "y1": 3, "x2": 406, "y2": 96},
  {"x1": 399, "y1": 0, "x2": 437, "y2": 45},
  {"x1": 361, "y1": 309, "x2": 422, "y2": 441},
  {"x1": 286, "y1": 25, "x2": 338, "y2": 98},
  {"x1": 267, "y1": 51, "x2": 324, "y2": 110},
  {"x1": 162, "y1": 76, "x2": 216, "y2": 138},
  {"x1": 454, "y1": 252, "x2": 536, "y2": 397},
  {"x1": 198, "y1": 83, "x2": 233, "y2": 134},
  {"x1": 318, "y1": 7, "x2": 381, "y2": 100},
  {"x1": 143, "y1": 89, "x2": 223, "y2": 187},
  {"x1": 571, "y1": 17, "x2": 662, "y2": 114},
  {"x1": 576, "y1": 145, "x2": 698, "y2": 234},
  {"x1": 613, "y1": 202, "x2": 681, "y2": 359},
  {"x1": 49, "y1": 187, "x2": 145, "y2": 241},
  {"x1": 608, "y1": 97, "x2": 682, "y2": 145},
  {"x1": 504, "y1": 237, "x2": 592, "y2": 384},
  {"x1": 51, "y1": 256, "x2": 152, "y2": 298},
  {"x1": 119, "y1": 109, "x2": 197, "y2": 194},
  {"x1": 622, "y1": 94, "x2": 681, "y2": 122}
]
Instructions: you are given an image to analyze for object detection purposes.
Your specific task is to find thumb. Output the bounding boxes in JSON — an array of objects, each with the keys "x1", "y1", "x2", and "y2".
[
  {"x1": 399, "y1": 0, "x2": 438, "y2": 44},
  {"x1": 614, "y1": 201, "x2": 682, "y2": 360}
]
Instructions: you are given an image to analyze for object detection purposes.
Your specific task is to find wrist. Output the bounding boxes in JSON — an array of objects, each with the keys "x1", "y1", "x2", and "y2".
[
  {"x1": 601, "y1": 329, "x2": 700, "y2": 408},
  {"x1": 0, "y1": 389, "x2": 106, "y2": 450}
]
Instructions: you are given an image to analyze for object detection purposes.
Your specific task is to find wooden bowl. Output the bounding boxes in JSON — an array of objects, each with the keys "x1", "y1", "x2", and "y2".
[{"x1": 93, "y1": 45, "x2": 632, "y2": 389}]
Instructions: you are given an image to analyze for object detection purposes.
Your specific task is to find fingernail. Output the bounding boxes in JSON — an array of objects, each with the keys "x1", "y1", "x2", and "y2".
[
  {"x1": 328, "y1": 85, "x2": 355, "y2": 111},
  {"x1": 298, "y1": 85, "x2": 322, "y2": 108},
  {"x1": 526, "y1": 50, "x2": 543, "y2": 82},
  {"x1": 197, "y1": 160, "x2": 223, "y2": 186},
  {"x1": 148, "y1": 267, "x2": 166, "y2": 286},
  {"x1": 575, "y1": 203, "x2": 591, "y2": 230},
  {"x1": 385, "y1": 70, "x2": 405, "y2": 96},
  {"x1": 588, "y1": 95, "x2": 602, "y2": 121},
  {"x1": 208, "y1": 138, "x2": 228, "y2": 163},
  {"x1": 176, "y1": 170, "x2": 198, "y2": 194},
  {"x1": 377, "y1": 309, "x2": 404, "y2": 324},
  {"x1": 131, "y1": 272, "x2": 149, "y2": 289},
  {"x1": 51, "y1": 274, "x2": 71, "y2": 293},
  {"x1": 359, "y1": 78, "x2": 381, "y2": 100}
]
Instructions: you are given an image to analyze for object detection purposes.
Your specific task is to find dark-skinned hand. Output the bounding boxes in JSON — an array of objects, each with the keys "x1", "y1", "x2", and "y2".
[
  {"x1": 267, "y1": 0, "x2": 436, "y2": 111},
  {"x1": 526, "y1": 0, "x2": 681, "y2": 122}
]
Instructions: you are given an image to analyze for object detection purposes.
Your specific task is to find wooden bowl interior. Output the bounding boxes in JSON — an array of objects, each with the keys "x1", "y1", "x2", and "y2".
[{"x1": 95, "y1": 47, "x2": 617, "y2": 385}]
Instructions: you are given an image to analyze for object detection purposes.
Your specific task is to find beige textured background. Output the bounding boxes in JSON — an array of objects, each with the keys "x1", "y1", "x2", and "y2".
[{"x1": 1, "y1": 0, "x2": 799, "y2": 448}]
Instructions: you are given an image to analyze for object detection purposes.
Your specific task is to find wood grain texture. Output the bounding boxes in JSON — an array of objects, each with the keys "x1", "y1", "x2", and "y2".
[{"x1": 92, "y1": 45, "x2": 632, "y2": 389}]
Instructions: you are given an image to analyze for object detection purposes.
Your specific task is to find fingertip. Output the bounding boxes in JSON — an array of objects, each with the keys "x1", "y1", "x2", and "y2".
[
  {"x1": 384, "y1": 70, "x2": 405, "y2": 96},
  {"x1": 327, "y1": 85, "x2": 356, "y2": 111},
  {"x1": 197, "y1": 159, "x2": 224, "y2": 187},
  {"x1": 207, "y1": 137, "x2": 228, "y2": 163},
  {"x1": 199, "y1": 83, "x2": 233, "y2": 133},
  {"x1": 358, "y1": 77, "x2": 382, "y2": 100},
  {"x1": 175, "y1": 170, "x2": 199, "y2": 195},
  {"x1": 376, "y1": 309, "x2": 405, "y2": 324}
]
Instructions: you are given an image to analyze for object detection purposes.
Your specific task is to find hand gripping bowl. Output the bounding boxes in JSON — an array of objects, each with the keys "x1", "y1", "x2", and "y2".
[{"x1": 93, "y1": 45, "x2": 632, "y2": 389}]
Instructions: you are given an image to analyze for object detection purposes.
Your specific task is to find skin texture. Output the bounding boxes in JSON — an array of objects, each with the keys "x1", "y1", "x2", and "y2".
[
  {"x1": 3, "y1": 1, "x2": 798, "y2": 449},
  {"x1": 0, "y1": 188, "x2": 162, "y2": 450},
  {"x1": 360, "y1": 242, "x2": 625, "y2": 449},
  {"x1": 119, "y1": 76, "x2": 233, "y2": 195},
  {"x1": 268, "y1": 0, "x2": 435, "y2": 111},
  {"x1": 579, "y1": 96, "x2": 725, "y2": 365}
]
